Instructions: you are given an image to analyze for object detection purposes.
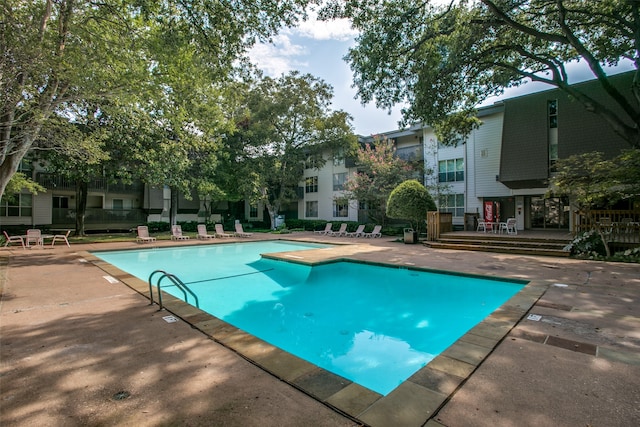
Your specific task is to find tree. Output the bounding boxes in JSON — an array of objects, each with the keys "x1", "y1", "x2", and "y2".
[
  {"x1": 551, "y1": 150, "x2": 640, "y2": 256},
  {"x1": 342, "y1": 136, "x2": 416, "y2": 225},
  {"x1": 321, "y1": 0, "x2": 640, "y2": 147},
  {"x1": 386, "y1": 179, "x2": 436, "y2": 235},
  {"x1": 0, "y1": 0, "x2": 319, "y2": 200},
  {"x1": 231, "y1": 71, "x2": 357, "y2": 229}
]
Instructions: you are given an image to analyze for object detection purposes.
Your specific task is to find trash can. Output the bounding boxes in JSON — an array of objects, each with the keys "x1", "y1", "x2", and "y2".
[
  {"x1": 275, "y1": 215, "x2": 285, "y2": 228},
  {"x1": 403, "y1": 228, "x2": 417, "y2": 244}
]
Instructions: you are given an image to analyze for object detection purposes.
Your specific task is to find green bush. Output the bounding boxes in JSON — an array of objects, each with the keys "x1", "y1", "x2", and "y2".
[
  {"x1": 564, "y1": 230, "x2": 606, "y2": 258},
  {"x1": 386, "y1": 180, "x2": 436, "y2": 232}
]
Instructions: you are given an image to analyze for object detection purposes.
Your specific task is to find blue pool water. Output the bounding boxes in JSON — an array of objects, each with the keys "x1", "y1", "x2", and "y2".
[{"x1": 93, "y1": 241, "x2": 525, "y2": 395}]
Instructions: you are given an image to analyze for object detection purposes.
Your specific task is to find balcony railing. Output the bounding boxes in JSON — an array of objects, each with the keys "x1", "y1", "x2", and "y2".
[
  {"x1": 572, "y1": 209, "x2": 640, "y2": 245},
  {"x1": 395, "y1": 145, "x2": 424, "y2": 162},
  {"x1": 36, "y1": 173, "x2": 144, "y2": 193},
  {"x1": 52, "y1": 208, "x2": 147, "y2": 230}
]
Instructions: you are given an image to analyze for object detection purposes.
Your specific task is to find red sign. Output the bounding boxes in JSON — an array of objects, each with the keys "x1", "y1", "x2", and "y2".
[{"x1": 484, "y1": 201, "x2": 493, "y2": 222}]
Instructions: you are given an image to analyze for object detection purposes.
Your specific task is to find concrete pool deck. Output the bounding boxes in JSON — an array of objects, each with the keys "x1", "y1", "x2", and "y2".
[{"x1": 1, "y1": 232, "x2": 639, "y2": 426}]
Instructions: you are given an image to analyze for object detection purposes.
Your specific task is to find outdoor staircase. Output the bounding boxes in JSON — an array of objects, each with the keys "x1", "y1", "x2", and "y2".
[{"x1": 424, "y1": 232, "x2": 572, "y2": 257}]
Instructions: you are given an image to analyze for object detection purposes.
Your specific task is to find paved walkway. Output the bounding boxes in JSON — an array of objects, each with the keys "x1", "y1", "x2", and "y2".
[{"x1": 1, "y1": 233, "x2": 639, "y2": 426}]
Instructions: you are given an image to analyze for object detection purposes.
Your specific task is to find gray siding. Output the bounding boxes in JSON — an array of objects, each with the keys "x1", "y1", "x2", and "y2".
[{"x1": 500, "y1": 71, "x2": 634, "y2": 188}]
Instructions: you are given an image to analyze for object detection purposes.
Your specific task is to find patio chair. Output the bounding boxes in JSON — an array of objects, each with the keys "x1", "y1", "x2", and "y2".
[
  {"x1": 314, "y1": 223, "x2": 333, "y2": 235},
  {"x1": 499, "y1": 218, "x2": 517, "y2": 235},
  {"x1": 197, "y1": 224, "x2": 216, "y2": 239},
  {"x1": 171, "y1": 224, "x2": 190, "y2": 240},
  {"x1": 51, "y1": 230, "x2": 71, "y2": 247},
  {"x1": 363, "y1": 225, "x2": 382, "y2": 238},
  {"x1": 214, "y1": 223, "x2": 234, "y2": 238},
  {"x1": 328, "y1": 223, "x2": 348, "y2": 237},
  {"x1": 26, "y1": 229, "x2": 42, "y2": 247},
  {"x1": 3, "y1": 230, "x2": 25, "y2": 249},
  {"x1": 345, "y1": 224, "x2": 366, "y2": 238},
  {"x1": 235, "y1": 223, "x2": 253, "y2": 237},
  {"x1": 136, "y1": 226, "x2": 157, "y2": 243},
  {"x1": 476, "y1": 220, "x2": 488, "y2": 232}
]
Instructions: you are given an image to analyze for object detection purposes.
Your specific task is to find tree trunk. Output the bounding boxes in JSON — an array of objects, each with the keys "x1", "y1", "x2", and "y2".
[
  {"x1": 170, "y1": 186, "x2": 178, "y2": 226},
  {"x1": 75, "y1": 180, "x2": 88, "y2": 236}
]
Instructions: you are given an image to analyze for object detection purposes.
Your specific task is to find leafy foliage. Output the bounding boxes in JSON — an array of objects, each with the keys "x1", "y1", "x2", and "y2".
[
  {"x1": 342, "y1": 136, "x2": 415, "y2": 225},
  {"x1": 227, "y1": 71, "x2": 356, "y2": 229},
  {"x1": 386, "y1": 179, "x2": 436, "y2": 233},
  {"x1": 320, "y1": 0, "x2": 640, "y2": 147},
  {"x1": 0, "y1": 0, "x2": 319, "y2": 199}
]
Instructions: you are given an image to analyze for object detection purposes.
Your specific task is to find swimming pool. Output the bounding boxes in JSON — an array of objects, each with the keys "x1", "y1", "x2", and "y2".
[{"x1": 92, "y1": 241, "x2": 526, "y2": 395}]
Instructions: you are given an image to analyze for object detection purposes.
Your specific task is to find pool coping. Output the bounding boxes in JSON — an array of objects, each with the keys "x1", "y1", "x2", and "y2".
[{"x1": 79, "y1": 244, "x2": 549, "y2": 427}]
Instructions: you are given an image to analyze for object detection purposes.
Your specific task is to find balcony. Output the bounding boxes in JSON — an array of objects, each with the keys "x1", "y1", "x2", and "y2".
[
  {"x1": 36, "y1": 173, "x2": 144, "y2": 194},
  {"x1": 395, "y1": 145, "x2": 424, "y2": 162},
  {"x1": 51, "y1": 208, "x2": 147, "y2": 231}
]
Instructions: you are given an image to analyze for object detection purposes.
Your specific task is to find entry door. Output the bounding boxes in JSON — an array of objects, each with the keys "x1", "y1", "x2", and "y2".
[{"x1": 530, "y1": 197, "x2": 569, "y2": 229}]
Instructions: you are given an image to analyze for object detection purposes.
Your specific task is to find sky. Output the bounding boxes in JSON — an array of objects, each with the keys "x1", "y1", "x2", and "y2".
[{"x1": 249, "y1": 12, "x2": 635, "y2": 137}]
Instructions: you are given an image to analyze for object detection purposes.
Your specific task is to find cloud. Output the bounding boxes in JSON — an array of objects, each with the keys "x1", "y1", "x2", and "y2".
[
  {"x1": 248, "y1": 34, "x2": 308, "y2": 76},
  {"x1": 248, "y1": 10, "x2": 357, "y2": 77},
  {"x1": 296, "y1": 16, "x2": 357, "y2": 41}
]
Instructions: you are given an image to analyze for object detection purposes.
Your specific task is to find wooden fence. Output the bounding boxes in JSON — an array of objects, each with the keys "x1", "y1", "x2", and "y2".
[
  {"x1": 426, "y1": 211, "x2": 452, "y2": 241},
  {"x1": 572, "y1": 210, "x2": 640, "y2": 247}
]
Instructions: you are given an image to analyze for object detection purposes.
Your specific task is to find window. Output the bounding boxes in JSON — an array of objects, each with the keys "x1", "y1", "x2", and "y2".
[
  {"x1": 440, "y1": 193, "x2": 464, "y2": 217},
  {"x1": 333, "y1": 149, "x2": 344, "y2": 166},
  {"x1": 333, "y1": 172, "x2": 347, "y2": 191},
  {"x1": 305, "y1": 201, "x2": 318, "y2": 217},
  {"x1": 438, "y1": 158, "x2": 464, "y2": 182},
  {"x1": 333, "y1": 200, "x2": 348, "y2": 217},
  {"x1": 548, "y1": 99, "x2": 558, "y2": 128},
  {"x1": 249, "y1": 204, "x2": 258, "y2": 218},
  {"x1": 548, "y1": 99, "x2": 559, "y2": 171},
  {"x1": 53, "y1": 196, "x2": 70, "y2": 209},
  {"x1": 0, "y1": 193, "x2": 32, "y2": 217},
  {"x1": 305, "y1": 155, "x2": 321, "y2": 170},
  {"x1": 112, "y1": 199, "x2": 123, "y2": 210},
  {"x1": 305, "y1": 176, "x2": 318, "y2": 193}
]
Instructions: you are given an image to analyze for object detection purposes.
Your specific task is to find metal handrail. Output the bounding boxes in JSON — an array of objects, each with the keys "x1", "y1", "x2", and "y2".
[{"x1": 148, "y1": 269, "x2": 200, "y2": 310}]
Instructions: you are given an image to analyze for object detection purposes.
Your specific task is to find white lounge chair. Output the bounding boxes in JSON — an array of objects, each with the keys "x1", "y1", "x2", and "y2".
[
  {"x1": 3, "y1": 231, "x2": 25, "y2": 249},
  {"x1": 346, "y1": 224, "x2": 366, "y2": 237},
  {"x1": 171, "y1": 224, "x2": 190, "y2": 240},
  {"x1": 51, "y1": 230, "x2": 71, "y2": 247},
  {"x1": 214, "y1": 223, "x2": 234, "y2": 238},
  {"x1": 235, "y1": 223, "x2": 253, "y2": 237},
  {"x1": 363, "y1": 225, "x2": 382, "y2": 238},
  {"x1": 136, "y1": 226, "x2": 156, "y2": 243},
  {"x1": 314, "y1": 223, "x2": 333, "y2": 235},
  {"x1": 329, "y1": 223, "x2": 348, "y2": 237},
  {"x1": 197, "y1": 224, "x2": 216, "y2": 239}
]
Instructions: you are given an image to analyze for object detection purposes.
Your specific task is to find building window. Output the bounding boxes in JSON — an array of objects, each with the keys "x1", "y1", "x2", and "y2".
[
  {"x1": 438, "y1": 158, "x2": 464, "y2": 182},
  {"x1": 440, "y1": 193, "x2": 464, "y2": 217},
  {"x1": 305, "y1": 201, "x2": 318, "y2": 217},
  {"x1": 333, "y1": 200, "x2": 348, "y2": 217},
  {"x1": 333, "y1": 172, "x2": 347, "y2": 191},
  {"x1": 548, "y1": 99, "x2": 558, "y2": 171},
  {"x1": 305, "y1": 155, "x2": 321, "y2": 170},
  {"x1": 249, "y1": 204, "x2": 258, "y2": 218},
  {"x1": 53, "y1": 196, "x2": 70, "y2": 209},
  {"x1": 333, "y1": 149, "x2": 344, "y2": 166},
  {"x1": 305, "y1": 176, "x2": 318, "y2": 193},
  {"x1": 0, "y1": 193, "x2": 33, "y2": 217}
]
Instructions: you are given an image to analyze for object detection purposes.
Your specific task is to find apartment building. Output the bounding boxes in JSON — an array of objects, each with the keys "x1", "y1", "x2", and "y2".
[{"x1": 2, "y1": 72, "x2": 633, "y2": 232}]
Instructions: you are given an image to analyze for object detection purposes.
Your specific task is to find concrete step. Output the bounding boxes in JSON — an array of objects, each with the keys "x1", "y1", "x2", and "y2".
[
  {"x1": 435, "y1": 238, "x2": 567, "y2": 250},
  {"x1": 424, "y1": 241, "x2": 570, "y2": 257}
]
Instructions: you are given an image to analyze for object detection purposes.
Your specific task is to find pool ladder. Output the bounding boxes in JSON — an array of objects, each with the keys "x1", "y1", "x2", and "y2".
[{"x1": 148, "y1": 270, "x2": 199, "y2": 310}]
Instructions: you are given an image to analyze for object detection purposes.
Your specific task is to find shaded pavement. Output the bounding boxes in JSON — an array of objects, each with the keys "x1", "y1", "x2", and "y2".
[{"x1": 1, "y1": 233, "x2": 639, "y2": 426}]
